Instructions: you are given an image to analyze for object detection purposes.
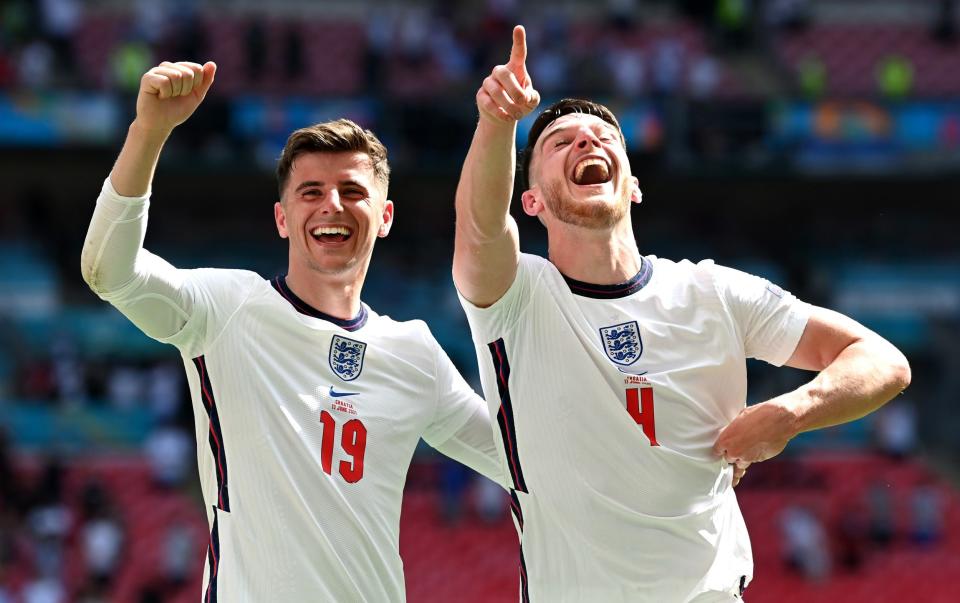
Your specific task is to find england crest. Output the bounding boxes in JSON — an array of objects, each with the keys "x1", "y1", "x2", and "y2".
[
  {"x1": 599, "y1": 321, "x2": 642, "y2": 366},
  {"x1": 329, "y1": 335, "x2": 366, "y2": 382}
]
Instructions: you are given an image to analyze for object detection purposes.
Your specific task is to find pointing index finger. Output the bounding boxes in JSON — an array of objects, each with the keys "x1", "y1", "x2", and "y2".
[{"x1": 508, "y1": 25, "x2": 527, "y2": 74}]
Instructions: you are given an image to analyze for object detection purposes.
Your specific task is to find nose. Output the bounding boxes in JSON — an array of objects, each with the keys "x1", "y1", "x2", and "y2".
[
  {"x1": 320, "y1": 189, "x2": 343, "y2": 214},
  {"x1": 575, "y1": 129, "x2": 602, "y2": 150}
]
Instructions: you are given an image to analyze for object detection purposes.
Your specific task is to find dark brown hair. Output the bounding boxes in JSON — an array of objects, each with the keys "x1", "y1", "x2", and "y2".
[
  {"x1": 276, "y1": 119, "x2": 390, "y2": 198},
  {"x1": 519, "y1": 98, "x2": 625, "y2": 190}
]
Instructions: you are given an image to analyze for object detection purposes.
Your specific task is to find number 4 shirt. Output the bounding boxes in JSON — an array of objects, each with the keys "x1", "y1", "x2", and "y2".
[
  {"x1": 458, "y1": 252, "x2": 810, "y2": 603},
  {"x1": 83, "y1": 178, "x2": 504, "y2": 602}
]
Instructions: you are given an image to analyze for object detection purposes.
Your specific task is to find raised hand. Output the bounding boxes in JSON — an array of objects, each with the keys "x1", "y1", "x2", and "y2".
[
  {"x1": 476, "y1": 25, "x2": 540, "y2": 124},
  {"x1": 135, "y1": 61, "x2": 217, "y2": 135}
]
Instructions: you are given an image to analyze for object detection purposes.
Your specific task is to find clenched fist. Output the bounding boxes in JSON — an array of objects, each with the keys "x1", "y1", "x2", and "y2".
[
  {"x1": 476, "y1": 26, "x2": 540, "y2": 125},
  {"x1": 135, "y1": 61, "x2": 217, "y2": 135}
]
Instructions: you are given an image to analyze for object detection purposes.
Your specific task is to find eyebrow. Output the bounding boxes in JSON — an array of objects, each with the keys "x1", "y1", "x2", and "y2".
[
  {"x1": 539, "y1": 120, "x2": 618, "y2": 149},
  {"x1": 295, "y1": 180, "x2": 323, "y2": 193},
  {"x1": 294, "y1": 179, "x2": 369, "y2": 193}
]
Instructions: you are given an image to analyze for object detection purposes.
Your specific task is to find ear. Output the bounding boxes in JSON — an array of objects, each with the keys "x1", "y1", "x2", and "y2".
[
  {"x1": 629, "y1": 176, "x2": 642, "y2": 205},
  {"x1": 274, "y1": 201, "x2": 289, "y2": 238},
  {"x1": 520, "y1": 187, "x2": 544, "y2": 217},
  {"x1": 377, "y1": 199, "x2": 394, "y2": 238}
]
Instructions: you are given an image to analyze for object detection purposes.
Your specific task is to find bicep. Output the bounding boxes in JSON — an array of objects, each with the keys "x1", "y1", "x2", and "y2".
[
  {"x1": 453, "y1": 215, "x2": 520, "y2": 308},
  {"x1": 785, "y1": 305, "x2": 868, "y2": 371}
]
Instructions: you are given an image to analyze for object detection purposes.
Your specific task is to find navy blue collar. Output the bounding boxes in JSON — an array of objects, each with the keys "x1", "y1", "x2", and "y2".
[
  {"x1": 560, "y1": 257, "x2": 653, "y2": 299},
  {"x1": 271, "y1": 275, "x2": 368, "y2": 331}
]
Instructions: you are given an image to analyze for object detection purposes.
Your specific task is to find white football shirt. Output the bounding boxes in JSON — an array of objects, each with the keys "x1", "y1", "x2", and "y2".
[
  {"x1": 459, "y1": 252, "x2": 810, "y2": 602},
  {"x1": 83, "y1": 179, "x2": 504, "y2": 602}
]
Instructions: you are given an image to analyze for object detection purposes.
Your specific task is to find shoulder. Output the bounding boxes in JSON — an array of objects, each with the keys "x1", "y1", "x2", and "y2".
[
  {"x1": 187, "y1": 267, "x2": 268, "y2": 291},
  {"x1": 364, "y1": 312, "x2": 435, "y2": 349},
  {"x1": 364, "y1": 313, "x2": 445, "y2": 371},
  {"x1": 178, "y1": 268, "x2": 270, "y2": 306},
  {"x1": 646, "y1": 255, "x2": 722, "y2": 288}
]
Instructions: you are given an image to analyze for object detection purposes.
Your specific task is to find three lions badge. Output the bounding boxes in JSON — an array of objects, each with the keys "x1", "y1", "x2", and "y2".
[
  {"x1": 600, "y1": 321, "x2": 642, "y2": 366},
  {"x1": 329, "y1": 335, "x2": 366, "y2": 381}
]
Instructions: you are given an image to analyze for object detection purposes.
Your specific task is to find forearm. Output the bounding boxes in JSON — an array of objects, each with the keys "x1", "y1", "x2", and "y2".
[
  {"x1": 109, "y1": 120, "x2": 172, "y2": 197},
  {"x1": 454, "y1": 118, "x2": 517, "y2": 241},
  {"x1": 784, "y1": 336, "x2": 911, "y2": 434}
]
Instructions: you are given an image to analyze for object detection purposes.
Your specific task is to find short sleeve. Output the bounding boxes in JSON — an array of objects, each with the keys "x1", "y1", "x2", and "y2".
[
  {"x1": 456, "y1": 253, "x2": 544, "y2": 342},
  {"x1": 420, "y1": 329, "x2": 505, "y2": 486},
  {"x1": 421, "y1": 331, "x2": 486, "y2": 446},
  {"x1": 710, "y1": 264, "x2": 811, "y2": 366}
]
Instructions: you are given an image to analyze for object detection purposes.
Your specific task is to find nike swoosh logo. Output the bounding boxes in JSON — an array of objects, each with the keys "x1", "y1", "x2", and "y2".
[{"x1": 328, "y1": 386, "x2": 359, "y2": 398}]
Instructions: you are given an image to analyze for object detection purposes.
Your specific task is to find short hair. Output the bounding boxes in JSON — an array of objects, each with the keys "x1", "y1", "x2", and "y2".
[
  {"x1": 519, "y1": 98, "x2": 626, "y2": 190},
  {"x1": 276, "y1": 119, "x2": 390, "y2": 199}
]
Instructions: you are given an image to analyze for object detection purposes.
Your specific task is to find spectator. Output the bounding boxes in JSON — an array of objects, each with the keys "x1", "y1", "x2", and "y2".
[
  {"x1": 765, "y1": 0, "x2": 810, "y2": 32},
  {"x1": 689, "y1": 55, "x2": 721, "y2": 99},
  {"x1": 244, "y1": 19, "x2": 267, "y2": 82},
  {"x1": 474, "y1": 474, "x2": 507, "y2": 523},
  {"x1": 834, "y1": 503, "x2": 866, "y2": 572},
  {"x1": 528, "y1": 23, "x2": 570, "y2": 95},
  {"x1": 874, "y1": 399, "x2": 917, "y2": 460},
  {"x1": 866, "y1": 479, "x2": 895, "y2": 547},
  {"x1": 606, "y1": 44, "x2": 646, "y2": 99},
  {"x1": 781, "y1": 504, "x2": 831, "y2": 581},
  {"x1": 26, "y1": 457, "x2": 70, "y2": 579},
  {"x1": 146, "y1": 362, "x2": 183, "y2": 422},
  {"x1": 651, "y1": 38, "x2": 684, "y2": 96},
  {"x1": 81, "y1": 514, "x2": 124, "y2": 586},
  {"x1": 715, "y1": 0, "x2": 751, "y2": 50},
  {"x1": 144, "y1": 421, "x2": 192, "y2": 489},
  {"x1": 110, "y1": 34, "x2": 153, "y2": 95},
  {"x1": 16, "y1": 39, "x2": 56, "y2": 90},
  {"x1": 797, "y1": 55, "x2": 827, "y2": 98},
  {"x1": 283, "y1": 22, "x2": 305, "y2": 81},
  {"x1": 876, "y1": 54, "x2": 914, "y2": 99},
  {"x1": 50, "y1": 333, "x2": 84, "y2": 406},
  {"x1": 20, "y1": 576, "x2": 65, "y2": 603},
  {"x1": 932, "y1": 0, "x2": 957, "y2": 44},
  {"x1": 162, "y1": 521, "x2": 194, "y2": 587},
  {"x1": 38, "y1": 0, "x2": 82, "y2": 79},
  {"x1": 910, "y1": 476, "x2": 944, "y2": 545},
  {"x1": 106, "y1": 364, "x2": 144, "y2": 410}
]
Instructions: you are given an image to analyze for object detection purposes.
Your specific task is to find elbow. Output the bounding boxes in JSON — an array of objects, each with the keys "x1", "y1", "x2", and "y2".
[
  {"x1": 889, "y1": 353, "x2": 912, "y2": 393},
  {"x1": 79, "y1": 242, "x2": 102, "y2": 294}
]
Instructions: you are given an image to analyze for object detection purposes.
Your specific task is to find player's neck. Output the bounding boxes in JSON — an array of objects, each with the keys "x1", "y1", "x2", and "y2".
[
  {"x1": 284, "y1": 265, "x2": 365, "y2": 321},
  {"x1": 547, "y1": 221, "x2": 642, "y2": 285}
]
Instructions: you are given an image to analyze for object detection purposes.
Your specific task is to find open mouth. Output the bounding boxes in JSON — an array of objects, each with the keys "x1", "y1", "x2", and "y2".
[
  {"x1": 310, "y1": 225, "x2": 352, "y2": 243},
  {"x1": 571, "y1": 157, "x2": 612, "y2": 186}
]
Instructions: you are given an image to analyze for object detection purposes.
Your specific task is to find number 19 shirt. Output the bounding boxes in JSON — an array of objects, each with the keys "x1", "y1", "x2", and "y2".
[
  {"x1": 459, "y1": 253, "x2": 810, "y2": 602},
  {"x1": 83, "y1": 179, "x2": 504, "y2": 602}
]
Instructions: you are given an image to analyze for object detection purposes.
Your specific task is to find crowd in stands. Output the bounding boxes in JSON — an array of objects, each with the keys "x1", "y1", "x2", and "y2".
[
  {"x1": 2, "y1": 1, "x2": 959, "y2": 600},
  {"x1": 0, "y1": 0, "x2": 956, "y2": 102}
]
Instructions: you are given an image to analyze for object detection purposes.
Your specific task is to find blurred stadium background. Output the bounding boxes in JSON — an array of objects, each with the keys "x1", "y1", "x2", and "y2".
[{"x1": 1, "y1": 0, "x2": 960, "y2": 601}]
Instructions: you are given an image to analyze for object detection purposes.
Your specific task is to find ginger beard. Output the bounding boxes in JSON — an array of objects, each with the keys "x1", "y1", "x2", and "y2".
[{"x1": 540, "y1": 171, "x2": 633, "y2": 230}]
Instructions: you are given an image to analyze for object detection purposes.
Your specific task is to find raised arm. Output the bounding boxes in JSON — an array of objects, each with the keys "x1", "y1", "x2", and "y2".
[
  {"x1": 453, "y1": 26, "x2": 540, "y2": 308},
  {"x1": 714, "y1": 306, "x2": 911, "y2": 484},
  {"x1": 109, "y1": 61, "x2": 216, "y2": 196},
  {"x1": 80, "y1": 61, "x2": 215, "y2": 340}
]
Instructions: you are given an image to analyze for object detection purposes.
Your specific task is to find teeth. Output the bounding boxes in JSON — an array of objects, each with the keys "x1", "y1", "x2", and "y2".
[
  {"x1": 312, "y1": 226, "x2": 350, "y2": 236},
  {"x1": 574, "y1": 158, "x2": 610, "y2": 183}
]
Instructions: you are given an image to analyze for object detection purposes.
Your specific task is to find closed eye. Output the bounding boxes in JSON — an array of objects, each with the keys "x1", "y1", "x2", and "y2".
[{"x1": 341, "y1": 189, "x2": 367, "y2": 201}]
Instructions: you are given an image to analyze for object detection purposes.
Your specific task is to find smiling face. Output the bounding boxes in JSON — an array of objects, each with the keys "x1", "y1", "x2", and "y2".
[
  {"x1": 274, "y1": 151, "x2": 393, "y2": 279},
  {"x1": 523, "y1": 112, "x2": 640, "y2": 230}
]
